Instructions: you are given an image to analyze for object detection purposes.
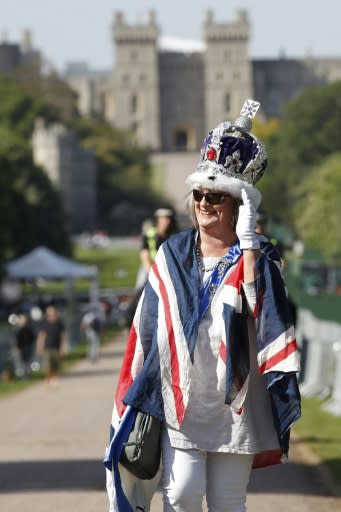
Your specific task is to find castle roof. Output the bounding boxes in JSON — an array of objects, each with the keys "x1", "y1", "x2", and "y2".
[{"x1": 159, "y1": 36, "x2": 205, "y2": 54}]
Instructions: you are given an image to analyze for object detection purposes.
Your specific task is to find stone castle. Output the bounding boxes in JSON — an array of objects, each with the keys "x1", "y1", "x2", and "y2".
[
  {"x1": 31, "y1": 119, "x2": 97, "y2": 234},
  {"x1": 64, "y1": 9, "x2": 341, "y2": 153}
]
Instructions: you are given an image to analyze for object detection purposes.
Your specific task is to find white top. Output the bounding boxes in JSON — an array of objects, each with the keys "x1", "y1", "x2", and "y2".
[{"x1": 167, "y1": 259, "x2": 279, "y2": 454}]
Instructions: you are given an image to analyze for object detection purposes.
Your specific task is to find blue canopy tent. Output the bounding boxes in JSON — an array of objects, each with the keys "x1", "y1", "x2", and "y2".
[
  {"x1": 6, "y1": 246, "x2": 97, "y2": 281},
  {"x1": 5, "y1": 246, "x2": 98, "y2": 346}
]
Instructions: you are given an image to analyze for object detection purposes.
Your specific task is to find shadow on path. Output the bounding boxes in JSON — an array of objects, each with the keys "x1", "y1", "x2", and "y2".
[
  {"x1": 248, "y1": 460, "x2": 332, "y2": 496},
  {"x1": 0, "y1": 459, "x2": 336, "y2": 496},
  {"x1": 0, "y1": 460, "x2": 105, "y2": 493}
]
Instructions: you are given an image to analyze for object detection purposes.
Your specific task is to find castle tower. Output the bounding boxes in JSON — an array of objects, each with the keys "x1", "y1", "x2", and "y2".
[
  {"x1": 203, "y1": 9, "x2": 253, "y2": 132},
  {"x1": 111, "y1": 11, "x2": 160, "y2": 150},
  {"x1": 32, "y1": 119, "x2": 97, "y2": 233}
]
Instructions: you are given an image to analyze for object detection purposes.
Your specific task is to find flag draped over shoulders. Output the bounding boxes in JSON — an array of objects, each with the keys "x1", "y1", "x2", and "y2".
[{"x1": 108, "y1": 227, "x2": 301, "y2": 467}]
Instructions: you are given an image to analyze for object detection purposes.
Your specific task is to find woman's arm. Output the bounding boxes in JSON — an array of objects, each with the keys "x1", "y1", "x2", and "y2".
[
  {"x1": 236, "y1": 188, "x2": 260, "y2": 283},
  {"x1": 243, "y1": 248, "x2": 260, "y2": 283}
]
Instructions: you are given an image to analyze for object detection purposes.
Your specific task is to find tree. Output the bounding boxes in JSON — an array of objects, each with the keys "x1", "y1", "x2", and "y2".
[
  {"x1": 73, "y1": 118, "x2": 169, "y2": 234},
  {"x1": 294, "y1": 152, "x2": 341, "y2": 264},
  {"x1": 14, "y1": 60, "x2": 79, "y2": 125},
  {"x1": 259, "y1": 81, "x2": 341, "y2": 224},
  {"x1": 0, "y1": 129, "x2": 71, "y2": 260}
]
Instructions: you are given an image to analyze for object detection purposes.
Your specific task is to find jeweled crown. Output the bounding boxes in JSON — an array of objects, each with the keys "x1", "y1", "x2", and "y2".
[{"x1": 197, "y1": 99, "x2": 267, "y2": 185}]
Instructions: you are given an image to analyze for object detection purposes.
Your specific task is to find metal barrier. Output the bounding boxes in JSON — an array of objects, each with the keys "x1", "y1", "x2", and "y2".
[{"x1": 297, "y1": 308, "x2": 341, "y2": 416}]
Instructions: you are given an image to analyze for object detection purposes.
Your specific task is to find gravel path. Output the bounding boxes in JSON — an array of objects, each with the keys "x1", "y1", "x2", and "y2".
[{"x1": 0, "y1": 332, "x2": 340, "y2": 512}]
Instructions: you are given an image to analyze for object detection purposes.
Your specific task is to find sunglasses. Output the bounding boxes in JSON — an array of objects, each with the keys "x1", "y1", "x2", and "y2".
[{"x1": 192, "y1": 189, "x2": 229, "y2": 205}]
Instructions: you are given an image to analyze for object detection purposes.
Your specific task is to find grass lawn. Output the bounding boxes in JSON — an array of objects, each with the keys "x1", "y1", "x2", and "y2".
[
  {"x1": 74, "y1": 245, "x2": 140, "y2": 290},
  {"x1": 293, "y1": 396, "x2": 341, "y2": 487}
]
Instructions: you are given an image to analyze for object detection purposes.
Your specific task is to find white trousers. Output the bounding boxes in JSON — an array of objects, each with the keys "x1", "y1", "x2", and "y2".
[
  {"x1": 86, "y1": 330, "x2": 100, "y2": 361},
  {"x1": 161, "y1": 432, "x2": 253, "y2": 512}
]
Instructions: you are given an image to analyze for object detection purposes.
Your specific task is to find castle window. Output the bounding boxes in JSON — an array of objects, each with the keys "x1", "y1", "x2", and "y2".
[
  {"x1": 216, "y1": 72, "x2": 223, "y2": 81},
  {"x1": 131, "y1": 50, "x2": 138, "y2": 61},
  {"x1": 131, "y1": 94, "x2": 138, "y2": 113},
  {"x1": 224, "y1": 50, "x2": 231, "y2": 61},
  {"x1": 174, "y1": 130, "x2": 188, "y2": 151},
  {"x1": 224, "y1": 93, "x2": 231, "y2": 112}
]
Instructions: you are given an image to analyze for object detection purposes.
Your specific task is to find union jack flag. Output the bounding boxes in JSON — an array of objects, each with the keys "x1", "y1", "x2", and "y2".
[
  {"x1": 110, "y1": 229, "x2": 300, "y2": 459},
  {"x1": 105, "y1": 229, "x2": 301, "y2": 510}
]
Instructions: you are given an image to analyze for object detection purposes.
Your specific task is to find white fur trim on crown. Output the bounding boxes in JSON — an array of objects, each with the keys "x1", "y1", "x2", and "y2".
[{"x1": 186, "y1": 171, "x2": 262, "y2": 208}]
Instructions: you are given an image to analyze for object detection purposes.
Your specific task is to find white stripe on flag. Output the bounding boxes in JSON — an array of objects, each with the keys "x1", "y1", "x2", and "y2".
[{"x1": 222, "y1": 284, "x2": 242, "y2": 313}]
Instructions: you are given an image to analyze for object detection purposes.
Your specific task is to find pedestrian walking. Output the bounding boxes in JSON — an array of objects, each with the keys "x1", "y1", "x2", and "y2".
[
  {"x1": 105, "y1": 99, "x2": 301, "y2": 512},
  {"x1": 80, "y1": 307, "x2": 102, "y2": 362},
  {"x1": 36, "y1": 305, "x2": 67, "y2": 389},
  {"x1": 15, "y1": 313, "x2": 35, "y2": 378}
]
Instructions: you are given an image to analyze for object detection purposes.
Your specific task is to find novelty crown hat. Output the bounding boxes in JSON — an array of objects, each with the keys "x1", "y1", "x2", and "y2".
[{"x1": 186, "y1": 99, "x2": 267, "y2": 207}]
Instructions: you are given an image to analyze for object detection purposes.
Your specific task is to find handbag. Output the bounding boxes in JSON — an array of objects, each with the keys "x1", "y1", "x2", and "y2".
[{"x1": 119, "y1": 410, "x2": 162, "y2": 480}]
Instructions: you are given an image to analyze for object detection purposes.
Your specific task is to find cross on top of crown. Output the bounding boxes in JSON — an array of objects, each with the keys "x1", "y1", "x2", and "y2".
[{"x1": 240, "y1": 99, "x2": 260, "y2": 119}]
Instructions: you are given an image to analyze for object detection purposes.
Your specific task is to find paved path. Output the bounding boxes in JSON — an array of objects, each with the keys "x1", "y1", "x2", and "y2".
[{"x1": 0, "y1": 332, "x2": 340, "y2": 512}]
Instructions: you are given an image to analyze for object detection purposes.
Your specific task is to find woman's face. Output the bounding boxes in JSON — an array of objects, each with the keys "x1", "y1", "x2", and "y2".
[{"x1": 193, "y1": 188, "x2": 236, "y2": 233}]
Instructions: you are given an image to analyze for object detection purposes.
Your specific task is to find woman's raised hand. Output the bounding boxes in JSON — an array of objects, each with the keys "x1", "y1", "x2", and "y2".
[{"x1": 236, "y1": 188, "x2": 260, "y2": 250}]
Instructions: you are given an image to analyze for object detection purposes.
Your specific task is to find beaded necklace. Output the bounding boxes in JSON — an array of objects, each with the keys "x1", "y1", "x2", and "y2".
[
  {"x1": 196, "y1": 235, "x2": 242, "y2": 316},
  {"x1": 195, "y1": 245, "x2": 225, "y2": 273}
]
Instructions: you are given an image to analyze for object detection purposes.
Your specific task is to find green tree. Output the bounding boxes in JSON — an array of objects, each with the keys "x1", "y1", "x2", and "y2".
[
  {"x1": 0, "y1": 75, "x2": 47, "y2": 138},
  {"x1": 259, "y1": 81, "x2": 341, "y2": 224},
  {"x1": 294, "y1": 153, "x2": 341, "y2": 264},
  {"x1": 73, "y1": 118, "x2": 168, "y2": 234},
  {"x1": 0, "y1": 131, "x2": 71, "y2": 263},
  {"x1": 14, "y1": 60, "x2": 79, "y2": 125}
]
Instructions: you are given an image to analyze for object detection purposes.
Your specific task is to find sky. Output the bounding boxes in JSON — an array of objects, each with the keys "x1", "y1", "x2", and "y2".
[{"x1": 2, "y1": 1, "x2": 340, "y2": 72}]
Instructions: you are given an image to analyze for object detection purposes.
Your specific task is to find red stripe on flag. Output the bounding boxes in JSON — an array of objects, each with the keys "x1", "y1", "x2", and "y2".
[
  {"x1": 224, "y1": 257, "x2": 244, "y2": 290},
  {"x1": 153, "y1": 263, "x2": 185, "y2": 424},
  {"x1": 219, "y1": 341, "x2": 226, "y2": 363},
  {"x1": 253, "y1": 449, "x2": 283, "y2": 468},
  {"x1": 258, "y1": 338, "x2": 298, "y2": 374},
  {"x1": 114, "y1": 326, "x2": 137, "y2": 416}
]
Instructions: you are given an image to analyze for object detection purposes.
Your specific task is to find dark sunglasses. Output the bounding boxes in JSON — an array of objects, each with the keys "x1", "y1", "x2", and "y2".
[{"x1": 192, "y1": 189, "x2": 228, "y2": 205}]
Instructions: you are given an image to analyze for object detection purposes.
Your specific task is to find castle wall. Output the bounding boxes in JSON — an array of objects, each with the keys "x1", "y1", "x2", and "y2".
[
  {"x1": 203, "y1": 9, "x2": 253, "y2": 133},
  {"x1": 253, "y1": 59, "x2": 326, "y2": 118},
  {"x1": 32, "y1": 120, "x2": 97, "y2": 234},
  {"x1": 0, "y1": 43, "x2": 21, "y2": 74},
  {"x1": 111, "y1": 11, "x2": 160, "y2": 150},
  {"x1": 159, "y1": 51, "x2": 205, "y2": 151}
]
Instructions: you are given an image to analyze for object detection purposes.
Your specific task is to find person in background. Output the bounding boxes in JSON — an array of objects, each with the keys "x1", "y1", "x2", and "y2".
[
  {"x1": 125, "y1": 208, "x2": 178, "y2": 327},
  {"x1": 80, "y1": 305, "x2": 102, "y2": 362},
  {"x1": 15, "y1": 313, "x2": 35, "y2": 378},
  {"x1": 105, "y1": 100, "x2": 301, "y2": 512},
  {"x1": 36, "y1": 305, "x2": 67, "y2": 389},
  {"x1": 255, "y1": 209, "x2": 297, "y2": 326},
  {"x1": 139, "y1": 208, "x2": 177, "y2": 279},
  {"x1": 255, "y1": 209, "x2": 285, "y2": 266}
]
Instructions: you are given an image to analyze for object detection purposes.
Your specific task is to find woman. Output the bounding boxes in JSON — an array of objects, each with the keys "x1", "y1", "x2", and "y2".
[{"x1": 105, "y1": 100, "x2": 301, "y2": 512}]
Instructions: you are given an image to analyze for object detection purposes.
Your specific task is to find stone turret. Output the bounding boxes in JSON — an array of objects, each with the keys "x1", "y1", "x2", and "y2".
[
  {"x1": 111, "y1": 11, "x2": 160, "y2": 149},
  {"x1": 203, "y1": 9, "x2": 253, "y2": 131},
  {"x1": 32, "y1": 119, "x2": 97, "y2": 233}
]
